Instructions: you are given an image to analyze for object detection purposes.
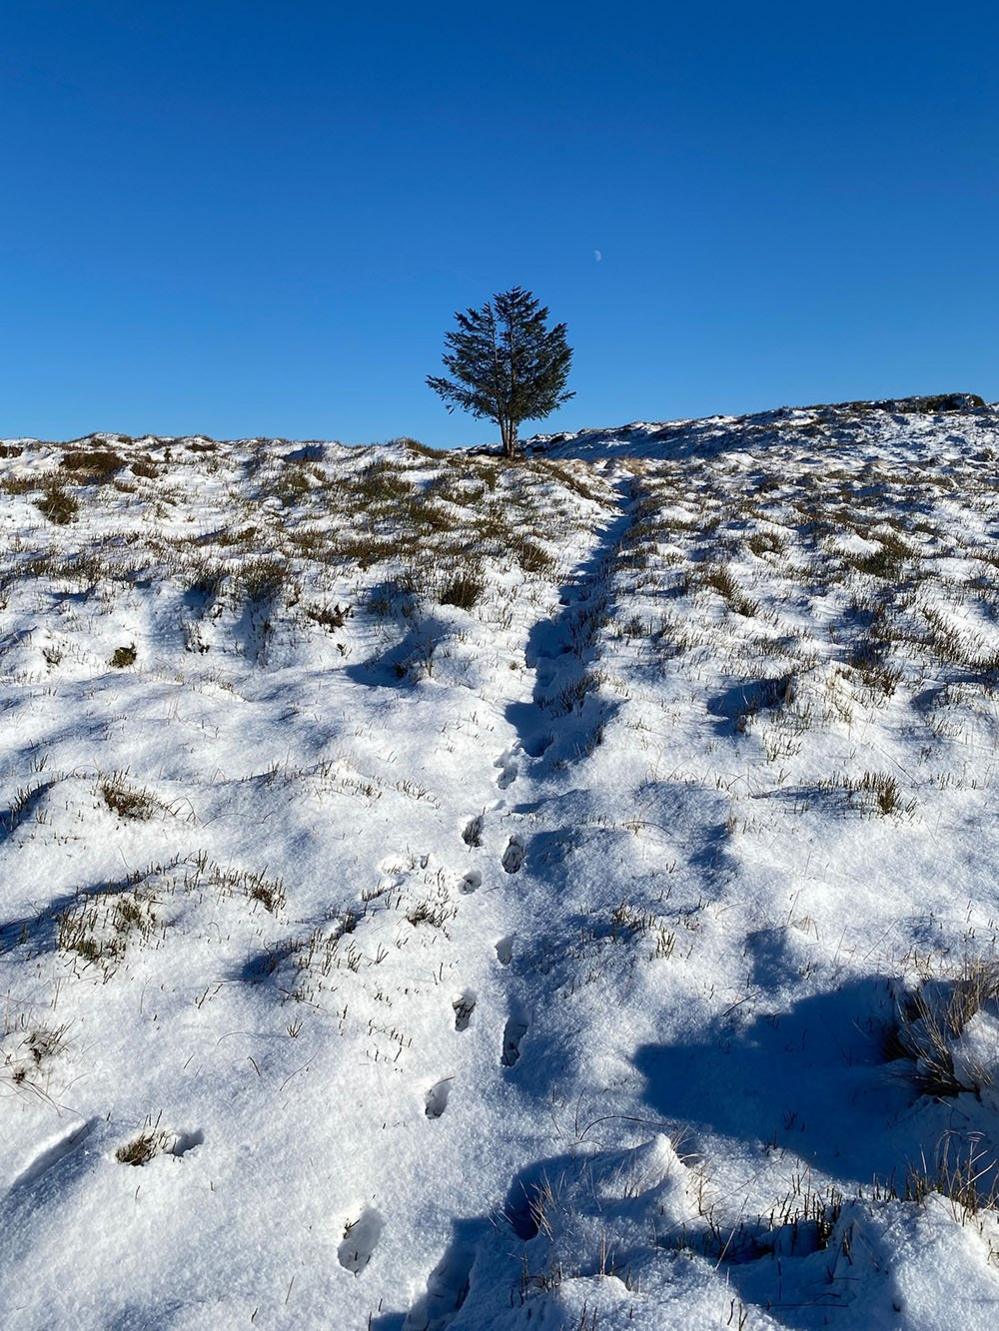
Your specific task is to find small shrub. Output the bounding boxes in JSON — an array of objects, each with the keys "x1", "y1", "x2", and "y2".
[
  {"x1": 406, "y1": 499, "x2": 451, "y2": 532},
  {"x1": 273, "y1": 464, "x2": 312, "y2": 505},
  {"x1": 747, "y1": 529, "x2": 788, "y2": 557},
  {"x1": 902, "y1": 1135, "x2": 999, "y2": 1223},
  {"x1": 352, "y1": 462, "x2": 411, "y2": 504},
  {"x1": 242, "y1": 869, "x2": 285, "y2": 914},
  {"x1": 513, "y1": 538, "x2": 554, "y2": 575},
  {"x1": 439, "y1": 572, "x2": 483, "y2": 610},
  {"x1": 237, "y1": 558, "x2": 288, "y2": 602},
  {"x1": 1, "y1": 474, "x2": 38, "y2": 495},
  {"x1": 99, "y1": 774, "x2": 156, "y2": 821},
  {"x1": 57, "y1": 889, "x2": 157, "y2": 969},
  {"x1": 829, "y1": 770, "x2": 914, "y2": 817},
  {"x1": 36, "y1": 484, "x2": 79, "y2": 525},
  {"x1": 702, "y1": 564, "x2": 759, "y2": 617},
  {"x1": 305, "y1": 601, "x2": 352, "y2": 631},
  {"x1": 399, "y1": 437, "x2": 448, "y2": 459},
  {"x1": 885, "y1": 959, "x2": 999, "y2": 1098},
  {"x1": 407, "y1": 897, "x2": 456, "y2": 929},
  {"x1": 199, "y1": 861, "x2": 286, "y2": 914},
  {"x1": 850, "y1": 548, "x2": 902, "y2": 580},
  {"x1": 857, "y1": 771, "x2": 908, "y2": 816},
  {"x1": 214, "y1": 524, "x2": 257, "y2": 549},
  {"x1": 336, "y1": 535, "x2": 399, "y2": 570},
  {"x1": 849, "y1": 642, "x2": 903, "y2": 696},
  {"x1": 60, "y1": 449, "x2": 124, "y2": 483},
  {"x1": 186, "y1": 560, "x2": 225, "y2": 601},
  {"x1": 25, "y1": 1025, "x2": 67, "y2": 1066}
]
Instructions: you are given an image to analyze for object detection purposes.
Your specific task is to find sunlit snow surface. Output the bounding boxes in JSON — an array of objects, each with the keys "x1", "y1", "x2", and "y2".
[{"x1": 1, "y1": 400, "x2": 999, "y2": 1328}]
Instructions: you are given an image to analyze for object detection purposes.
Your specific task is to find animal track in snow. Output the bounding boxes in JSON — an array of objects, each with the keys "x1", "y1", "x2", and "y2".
[
  {"x1": 522, "y1": 732, "x2": 553, "y2": 758},
  {"x1": 501, "y1": 837, "x2": 524, "y2": 873},
  {"x1": 337, "y1": 1207, "x2": 384, "y2": 1274},
  {"x1": 460, "y1": 869, "x2": 482, "y2": 894},
  {"x1": 495, "y1": 936, "x2": 514, "y2": 966},
  {"x1": 453, "y1": 990, "x2": 476, "y2": 1031},
  {"x1": 425, "y1": 1078, "x2": 453, "y2": 1119},
  {"x1": 501, "y1": 1014, "x2": 528, "y2": 1068},
  {"x1": 169, "y1": 1129, "x2": 205, "y2": 1157},
  {"x1": 461, "y1": 814, "x2": 484, "y2": 847}
]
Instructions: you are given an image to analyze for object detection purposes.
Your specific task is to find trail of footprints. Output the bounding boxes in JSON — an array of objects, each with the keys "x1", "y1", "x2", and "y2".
[
  {"x1": 365, "y1": 544, "x2": 611, "y2": 1277},
  {"x1": 413, "y1": 784, "x2": 535, "y2": 1145},
  {"x1": 347, "y1": 800, "x2": 529, "y2": 1287},
  {"x1": 439, "y1": 804, "x2": 531, "y2": 1114},
  {"x1": 359, "y1": 510, "x2": 622, "y2": 1298}
]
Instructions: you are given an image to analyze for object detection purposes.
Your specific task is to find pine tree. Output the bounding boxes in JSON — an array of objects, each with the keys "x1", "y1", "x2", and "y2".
[{"x1": 426, "y1": 287, "x2": 574, "y2": 458}]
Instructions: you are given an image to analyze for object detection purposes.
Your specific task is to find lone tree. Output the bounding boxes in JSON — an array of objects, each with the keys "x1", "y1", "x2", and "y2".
[{"x1": 427, "y1": 287, "x2": 573, "y2": 458}]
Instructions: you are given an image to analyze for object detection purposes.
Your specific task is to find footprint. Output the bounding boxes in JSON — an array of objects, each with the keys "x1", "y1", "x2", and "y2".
[
  {"x1": 460, "y1": 869, "x2": 482, "y2": 895},
  {"x1": 425, "y1": 1078, "x2": 453, "y2": 1119},
  {"x1": 505, "y1": 1179, "x2": 546, "y2": 1240},
  {"x1": 495, "y1": 936, "x2": 514, "y2": 966},
  {"x1": 337, "y1": 1207, "x2": 384, "y2": 1275},
  {"x1": 523, "y1": 732, "x2": 553, "y2": 758},
  {"x1": 169, "y1": 1129, "x2": 204, "y2": 1157},
  {"x1": 501, "y1": 1015, "x2": 528, "y2": 1068},
  {"x1": 501, "y1": 837, "x2": 524, "y2": 874},
  {"x1": 495, "y1": 751, "x2": 518, "y2": 789},
  {"x1": 453, "y1": 990, "x2": 476, "y2": 1031},
  {"x1": 461, "y1": 815, "x2": 484, "y2": 847}
]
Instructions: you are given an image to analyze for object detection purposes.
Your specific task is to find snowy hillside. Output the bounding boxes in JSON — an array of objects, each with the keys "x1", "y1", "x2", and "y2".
[{"x1": 2, "y1": 396, "x2": 999, "y2": 1329}]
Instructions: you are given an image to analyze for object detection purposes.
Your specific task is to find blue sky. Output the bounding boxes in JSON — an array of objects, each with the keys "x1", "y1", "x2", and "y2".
[{"x1": 2, "y1": 2, "x2": 997, "y2": 444}]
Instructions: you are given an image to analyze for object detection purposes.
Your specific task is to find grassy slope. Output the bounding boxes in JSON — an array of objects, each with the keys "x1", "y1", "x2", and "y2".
[{"x1": 0, "y1": 402, "x2": 998, "y2": 1328}]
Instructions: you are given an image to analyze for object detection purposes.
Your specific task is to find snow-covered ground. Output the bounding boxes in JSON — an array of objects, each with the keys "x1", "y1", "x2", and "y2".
[{"x1": 1, "y1": 396, "x2": 999, "y2": 1329}]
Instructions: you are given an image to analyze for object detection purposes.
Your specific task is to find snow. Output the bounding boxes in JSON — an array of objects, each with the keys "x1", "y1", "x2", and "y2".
[{"x1": 1, "y1": 401, "x2": 999, "y2": 1327}]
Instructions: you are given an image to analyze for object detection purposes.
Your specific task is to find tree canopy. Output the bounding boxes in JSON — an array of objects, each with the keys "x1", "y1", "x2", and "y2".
[{"x1": 427, "y1": 287, "x2": 573, "y2": 457}]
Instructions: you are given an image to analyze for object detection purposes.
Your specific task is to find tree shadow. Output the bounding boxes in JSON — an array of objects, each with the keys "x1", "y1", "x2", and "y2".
[
  {"x1": 705, "y1": 674, "x2": 791, "y2": 735},
  {"x1": 343, "y1": 580, "x2": 451, "y2": 689},
  {"x1": 633, "y1": 975, "x2": 949, "y2": 1190},
  {"x1": 345, "y1": 616, "x2": 450, "y2": 688}
]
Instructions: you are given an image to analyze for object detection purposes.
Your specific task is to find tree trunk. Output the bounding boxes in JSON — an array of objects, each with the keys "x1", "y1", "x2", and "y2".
[{"x1": 501, "y1": 420, "x2": 518, "y2": 459}]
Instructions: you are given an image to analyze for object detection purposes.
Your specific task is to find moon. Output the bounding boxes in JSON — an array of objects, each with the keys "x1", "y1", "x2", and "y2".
[{"x1": 593, "y1": 249, "x2": 603, "y2": 262}]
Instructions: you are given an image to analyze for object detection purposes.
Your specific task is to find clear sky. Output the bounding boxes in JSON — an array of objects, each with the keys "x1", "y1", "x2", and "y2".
[{"x1": 2, "y1": 2, "x2": 997, "y2": 444}]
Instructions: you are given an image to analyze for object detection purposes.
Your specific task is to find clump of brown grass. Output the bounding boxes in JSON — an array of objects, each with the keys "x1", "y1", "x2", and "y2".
[{"x1": 885, "y1": 958, "x2": 999, "y2": 1098}]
